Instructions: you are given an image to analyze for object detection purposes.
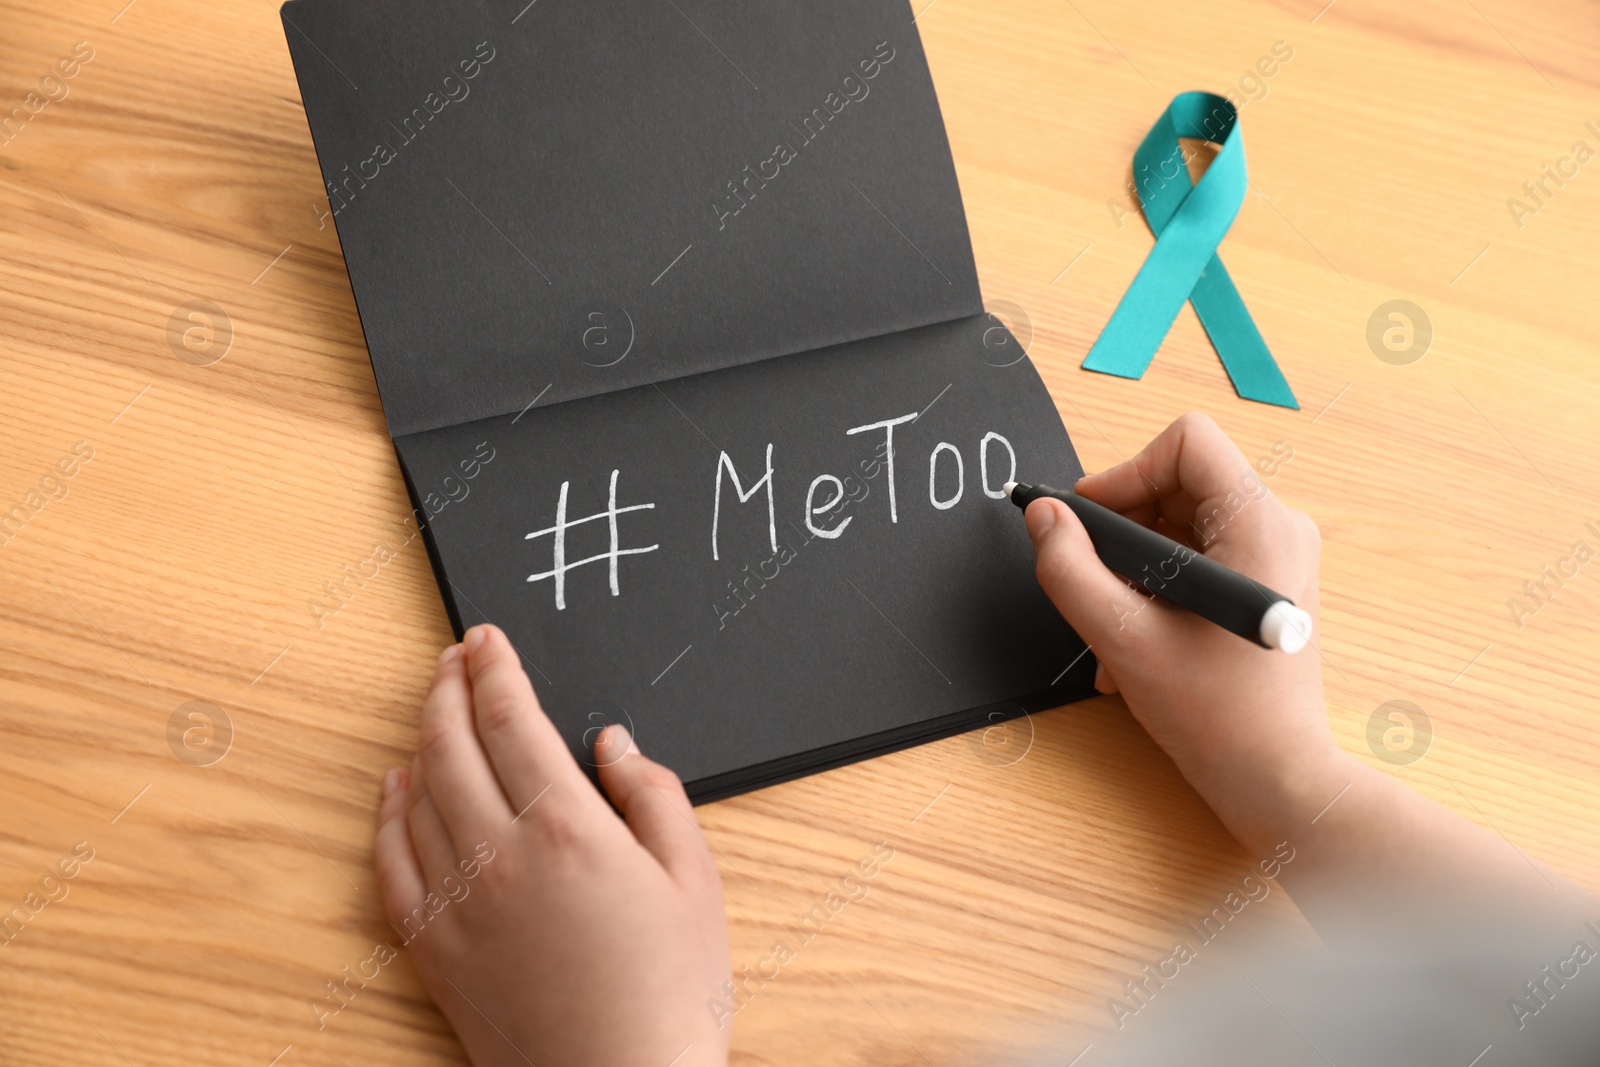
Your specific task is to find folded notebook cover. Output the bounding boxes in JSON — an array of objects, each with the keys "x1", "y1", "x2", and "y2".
[{"x1": 282, "y1": 0, "x2": 1096, "y2": 801}]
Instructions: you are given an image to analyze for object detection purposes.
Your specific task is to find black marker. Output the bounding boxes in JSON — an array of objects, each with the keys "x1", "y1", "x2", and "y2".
[{"x1": 1003, "y1": 481, "x2": 1311, "y2": 653}]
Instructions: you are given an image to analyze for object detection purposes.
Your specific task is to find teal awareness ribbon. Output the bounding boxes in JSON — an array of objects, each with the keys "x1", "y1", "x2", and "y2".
[{"x1": 1083, "y1": 92, "x2": 1297, "y2": 409}]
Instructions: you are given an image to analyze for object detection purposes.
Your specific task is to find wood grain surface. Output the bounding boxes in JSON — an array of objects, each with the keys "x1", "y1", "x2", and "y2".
[{"x1": 2, "y1": 0, "x2": 1597, "y2": 1063}]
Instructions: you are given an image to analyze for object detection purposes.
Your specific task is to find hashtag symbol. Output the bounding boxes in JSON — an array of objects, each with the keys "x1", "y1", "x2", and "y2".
[{"x1": 526, "y1": 469, "x2": 659, "y2": 610}]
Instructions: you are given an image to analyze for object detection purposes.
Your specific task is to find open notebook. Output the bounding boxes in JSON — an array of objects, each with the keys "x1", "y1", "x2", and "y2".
[{"x1": 283, "y1": 0, "x2": 1094, "y2": 801}]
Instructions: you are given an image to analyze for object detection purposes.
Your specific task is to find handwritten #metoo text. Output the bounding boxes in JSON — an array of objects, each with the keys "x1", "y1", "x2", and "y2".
[{"x1": 525, "y1": 412, "x2": 1017, "y2": 610}]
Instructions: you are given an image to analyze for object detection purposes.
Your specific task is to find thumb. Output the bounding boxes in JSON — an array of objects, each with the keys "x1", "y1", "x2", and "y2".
[
  {"x1": 594, "y1": 726, "x2": 718, "y2": 888},
  {"x1": 1026, "y1": 497, "x2": 1153, "y2": 653}
]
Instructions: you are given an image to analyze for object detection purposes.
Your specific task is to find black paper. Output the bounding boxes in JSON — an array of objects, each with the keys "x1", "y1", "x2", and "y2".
[
  {"x1": 284, "y1": 0, "x2": 1097, "y2": 800},
  {"x1": 283, "y1": 0, "x2": 982, "y2": 436}
]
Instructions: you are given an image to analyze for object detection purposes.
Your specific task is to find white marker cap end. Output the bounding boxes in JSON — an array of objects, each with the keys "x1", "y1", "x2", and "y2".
[
  {"x1": 1002, "y1": 481, "x2": 1018, "y2": 497},
  {"x1": 1260, "y1": 600, "x2": 1312, "y2": 654}
]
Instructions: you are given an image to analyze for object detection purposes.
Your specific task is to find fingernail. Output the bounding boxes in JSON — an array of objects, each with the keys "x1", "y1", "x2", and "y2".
[
  {"x1": 1024, "y1": 498, "x2": 1058, "y2": 541},
  {"x1": 382, "y1": 768, "x2": 401, "y2": 798},
  {"x1": 437, "y1": 643, "x2": 461, "y2": 667},
  {"x1": 463, "y1": 625, "x2": 489, "y2": 653},
  {"x1": 605, "y1": 724, "x2": 638, "y2": 755}
]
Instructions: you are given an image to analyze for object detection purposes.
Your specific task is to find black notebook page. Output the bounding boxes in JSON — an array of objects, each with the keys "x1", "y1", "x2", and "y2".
[
  {"x1": 395, "y1": 315, "x2": 1095, "y2": 798},
  {"x1": 283, "y1": 0, "x2": 982, "y2": 436}
]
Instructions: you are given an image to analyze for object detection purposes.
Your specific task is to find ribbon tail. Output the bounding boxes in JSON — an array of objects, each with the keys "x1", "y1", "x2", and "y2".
[
  {"x1": 1083, "y1": 202, "x2": 1229, "y2": 380},
  {"x1": 1189, "y1": 255, "x2": 1299, "y2": 409},
  {"x1": 1081, "y1": 256, "x2": 1193, "y2": 380}
]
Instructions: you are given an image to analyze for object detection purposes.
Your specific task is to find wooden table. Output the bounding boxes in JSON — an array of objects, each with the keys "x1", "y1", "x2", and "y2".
[{"x1": 3, "y1": 0, "x2": 1597, "y2": 1062}]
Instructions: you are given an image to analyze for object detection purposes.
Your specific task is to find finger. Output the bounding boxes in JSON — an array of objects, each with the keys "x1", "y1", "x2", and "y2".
[
  {"x1": 461, "y1": 623, "x2": 594, "y2": 815},
  {"x1": 417, "y1": 644, "x2": 512, "y2": 845},
  {"x1": 593, "y1": 726, "x2": 716, "y2": 887},
  {"x1": 1075, "y1": 412, "x2": 1259, "y2": 533},
  {"x1": 375, "y1": 767, "x2": 427, "y2": 928},
  {"x1": 1027, "y1": 497, "x2": 1167, "y2": 652},
  {"x1": 406, "y1": 756, "x2": 461, "y2": 886}
]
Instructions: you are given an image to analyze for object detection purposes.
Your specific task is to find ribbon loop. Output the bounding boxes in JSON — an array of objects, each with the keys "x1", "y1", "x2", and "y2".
[{"x1": 1083, "y1": 92, "x2": 1297, "y2": 409}]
